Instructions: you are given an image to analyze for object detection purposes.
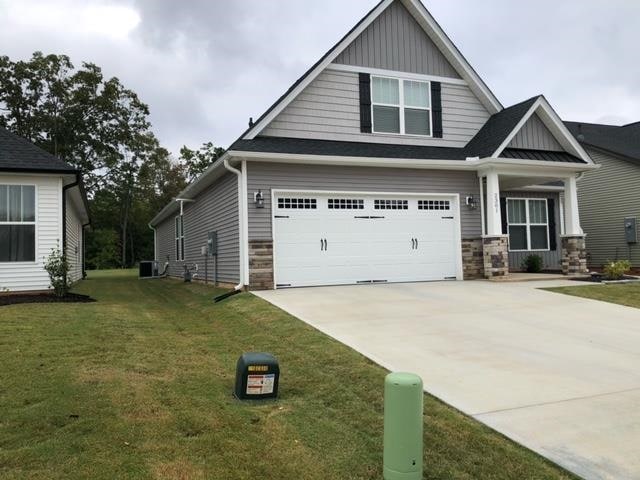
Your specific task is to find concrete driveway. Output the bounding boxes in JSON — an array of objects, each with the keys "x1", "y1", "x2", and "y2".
[{"x1": 254, "y1": 280, "x2": 640, "y2": 480}]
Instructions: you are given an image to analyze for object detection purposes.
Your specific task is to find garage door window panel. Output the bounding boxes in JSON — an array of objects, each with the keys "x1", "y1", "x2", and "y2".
[
  {"x1": 277, "y1": 198, "x2": 317, "y2": 210},
  {"x1": 507, "y1": 198, "x2": 549, "y2": 252}
]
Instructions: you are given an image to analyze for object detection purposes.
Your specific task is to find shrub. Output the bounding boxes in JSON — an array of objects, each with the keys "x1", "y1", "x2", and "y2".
[
  {"x1": 603, "y1": 260, "x2": 631, "y2": 280},
  {"x1": 44, "y1": 244, "x2": 70, "y2": 297},
  {"x1": 522, "y1": 254, "x2": 543, "y2": 273}
]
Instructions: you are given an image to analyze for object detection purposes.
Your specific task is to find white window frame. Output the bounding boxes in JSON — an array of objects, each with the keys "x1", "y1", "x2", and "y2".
[
  {"x1": 506, "y1": 198, "x2": 550, "y2": 252},
  {"x1": 370, "y1": 75, "x2": 432, "y2": 137},
  {"x1": 0, "y1": 183, "x2": 38, "y2": 264},
  {"x1": 175, "y1": 214, "x2": 184, "y2": 261}
]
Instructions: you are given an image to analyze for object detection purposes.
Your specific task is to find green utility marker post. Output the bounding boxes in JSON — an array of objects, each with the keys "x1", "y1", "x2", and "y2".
[{"x1": 383, "y1": 372, "x2": 424, "y2": 480}]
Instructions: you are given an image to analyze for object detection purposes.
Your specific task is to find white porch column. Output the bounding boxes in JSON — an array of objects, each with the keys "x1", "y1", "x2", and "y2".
[
  {"x1": 563, "y1": 176, "x2": 582, "y2": 235},
  {"x1": 485, "y1": 171, "x2": 502, "y2": 236}
]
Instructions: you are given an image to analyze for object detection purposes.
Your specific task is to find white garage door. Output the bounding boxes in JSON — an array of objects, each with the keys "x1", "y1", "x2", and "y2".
[{"x1": 273, "y1": 191, "x2": 461, "y2": 288}]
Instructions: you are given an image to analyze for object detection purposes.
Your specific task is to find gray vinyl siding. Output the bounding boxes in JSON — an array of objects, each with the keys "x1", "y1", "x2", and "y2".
[
  {"x1": 502, "y1": 191, "x2": 562, "y2": 271},
  {"x1": 246, "y1": 162, "x2": 481, "y2": 240},
  {"x1": 507, "y1": 114, "x2": 563, "y2": 151},
  {"x1": 334, "y1": 0, "x2": 460, "y2": 78},
  {"x1": 155, "y1": 173, "x2": 240, "y2": 283},
  {"x1": 261, "y1": 70, "x2": 490, "y2": 148},
  {"x1": 577, "y1": 147, "x2": 640, "y2": 268}
]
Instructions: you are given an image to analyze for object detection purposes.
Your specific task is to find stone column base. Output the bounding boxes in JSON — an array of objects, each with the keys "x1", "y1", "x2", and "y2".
[
  {"x1": 561, "y1": 235, "x2": 587, "y2": 275},
  {"x1": 461, "y1": 238, "x2": 484, "y2": 279},
  {"x1": 248, "y1": 240, "x2": 274, "y2": 290},
  {"x1": 482, "y1": 235, "x2": 509, "y2": 278}
]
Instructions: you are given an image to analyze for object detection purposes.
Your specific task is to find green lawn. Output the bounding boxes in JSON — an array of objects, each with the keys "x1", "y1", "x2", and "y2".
[
  {"x1": 545, "y1": 283, "x2": 640, "y2": 309},
  {"x1": 0, "y1": 270, "x2": 575, "y2": 480}
]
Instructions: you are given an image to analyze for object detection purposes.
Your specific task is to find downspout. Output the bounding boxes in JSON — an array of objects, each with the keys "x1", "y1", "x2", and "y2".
[
  {"x1": 81, "y1": 221, "x2": 90, "y2": 278},
  {"x1": 148, "y1": 223, "x2": 157, "y2": 260},
  {"x1": 62, "y1": 174, "x2": 80, "y2": 259},
  {"x1": 223, "y1": 158, "x2": 247, "y2": 291}
]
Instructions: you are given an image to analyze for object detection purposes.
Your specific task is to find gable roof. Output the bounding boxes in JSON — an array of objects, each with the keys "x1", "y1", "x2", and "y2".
[
  {"x1": 0, "y1": 127, "x2": 77, "y2": 173},
  {"x1": 464, "y1": 97, "x2": 539, "y2": 159},
  {"x1": 241, "y1": 0, "x2": 502, "y2": 141},
  {"x1": 564, "y1": 121, "x2": 640, "y2": 165}
]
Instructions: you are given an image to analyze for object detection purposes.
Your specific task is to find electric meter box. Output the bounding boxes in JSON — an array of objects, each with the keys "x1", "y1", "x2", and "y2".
[{"x1": 234, "y1": 352, "x2": 280, "y2": 400}]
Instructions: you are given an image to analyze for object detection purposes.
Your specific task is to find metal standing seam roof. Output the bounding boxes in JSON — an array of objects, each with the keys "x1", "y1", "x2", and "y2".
[
  {"x1": 565, "y1": 121, "x2": 640, "y2": 165},
  {"x1": 0, "y1": 127, "x2": 78, "y2": 173}
]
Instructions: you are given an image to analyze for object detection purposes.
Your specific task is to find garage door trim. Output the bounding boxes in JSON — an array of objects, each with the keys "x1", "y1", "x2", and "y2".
[{"x1": 271, "y1": 189, "x2": 464, "y2": 288}]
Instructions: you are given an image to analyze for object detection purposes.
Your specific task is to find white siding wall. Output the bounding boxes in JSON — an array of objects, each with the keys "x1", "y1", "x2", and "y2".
[
  {"x1": 65, "y1": 196, "x2": 83, "y2": 283},
  {"x1": 0, "y1": 174, "x2": 62, "y2": 292}
]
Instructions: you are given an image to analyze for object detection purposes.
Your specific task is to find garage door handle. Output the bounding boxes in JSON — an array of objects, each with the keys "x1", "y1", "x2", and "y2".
[
  {"x1": 415, "y1": 238, "x2": 419, "y2": 249},
  {"x1": 324, "y1": 238, "x2": 328, "y2": 251},
  {"x1": 320, "y1": 239, "x2": 324, "y2": 251},
  {"x1": 411, "y1": 238, "x2": 415, "y2": 249}
]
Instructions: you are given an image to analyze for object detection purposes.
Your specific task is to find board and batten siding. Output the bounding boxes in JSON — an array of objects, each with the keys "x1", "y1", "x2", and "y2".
[
  {"x1": 65, "y1": 196, "x2": 83, "y2": 283},
  {"x1": 155, "y1": 172, "x2": 240, "y2": 283},
  {"x1": 261, "y1": 69, "x2": 490, "y2": 148},
  {"x1": 577, "y1": 147, "x2": 640, "y2": 267},
  {"x1": 502, "y1": 191, "x2": 562, "y2": 271},
  {"x1": 507, "y1": 114, "x2": 563, "y2": 151},
  {"x1": 333, "y1": 0, "x2": 460, "y2": 78},
  {"x1": 0, "y1": 174, "x2": 62, "y2": 292},
  {"x1": 246, "y1": 162, "x2": 482, "y2": 241}
]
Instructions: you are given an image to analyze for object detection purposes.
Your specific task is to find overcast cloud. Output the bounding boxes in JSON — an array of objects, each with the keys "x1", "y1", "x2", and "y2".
[{"x1": 0, "y1": 0, "x2": 638, "y2": 154}]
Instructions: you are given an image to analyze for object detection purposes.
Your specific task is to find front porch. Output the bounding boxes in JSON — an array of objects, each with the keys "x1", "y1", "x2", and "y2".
[{"x1": 477, "y1": 167, "x2": 588, "y2": 279}]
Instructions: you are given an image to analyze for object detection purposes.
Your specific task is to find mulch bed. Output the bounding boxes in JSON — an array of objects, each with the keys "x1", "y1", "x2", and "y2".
[
  {"x1": 0, "y1": 293, "x2": 96, "y2": 306},
  {"x1": 571, "y1": 274, "x2": 640, "y2": 284}
]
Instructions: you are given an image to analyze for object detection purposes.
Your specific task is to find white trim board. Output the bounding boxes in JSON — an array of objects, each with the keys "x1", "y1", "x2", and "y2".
[
  {"x1": 327, "y1": 63, "x2": 468, "y2": 86},
  {"x1": 243, "y1": 0, "x2": 502, "y2": 140}
]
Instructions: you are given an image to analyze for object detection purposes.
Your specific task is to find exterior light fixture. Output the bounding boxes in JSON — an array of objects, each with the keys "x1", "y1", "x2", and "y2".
[
  {"x1": 465, "y1": 195, "x2": 478, "y2": 210},
  {"x1": 254, "y1": 190, "x2": 265, "y2": 208}
]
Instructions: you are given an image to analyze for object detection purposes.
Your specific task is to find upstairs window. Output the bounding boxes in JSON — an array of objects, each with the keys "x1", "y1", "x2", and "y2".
[
  {"x1": 507, "y1": 198, "x2": 549, "y2": 251},
  {"x1": 175, "y1": 215, "x2": 184, "y2": 261},
  {"x1": 371, "y1": 76, "x2": 431, "y2": 136},
  {"x1": 0, "y1": 185, "x2": 36, "y2": 262}
]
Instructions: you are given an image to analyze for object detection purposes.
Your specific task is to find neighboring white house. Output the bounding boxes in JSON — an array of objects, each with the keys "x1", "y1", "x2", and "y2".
[{"x1": 0, "y1": 127, "x2": 90, "y2": 292}]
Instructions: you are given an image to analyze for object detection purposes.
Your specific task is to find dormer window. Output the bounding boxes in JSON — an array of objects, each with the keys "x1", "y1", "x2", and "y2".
[{"x1": 371, "y1": 76, "x2": 431, "y2": 137}]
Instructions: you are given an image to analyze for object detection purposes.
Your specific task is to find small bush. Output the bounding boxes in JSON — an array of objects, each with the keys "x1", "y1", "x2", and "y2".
[
  {"x1": 603, "y1": 260, "x2": 631, "y2": 280},
  {"x1": 44, "y1": 244, "x2": 70, "y2": 297},
  {"x1": 522, "y1": 254, "x2": 543, "y2": 273}
]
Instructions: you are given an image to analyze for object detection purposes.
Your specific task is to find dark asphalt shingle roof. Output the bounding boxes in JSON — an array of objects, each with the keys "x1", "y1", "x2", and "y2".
[
  {"x1": 501, "y1": 148, "x2": 585, "y2": 164},
  {"x1": 0, "y1": 127, "x2": 77, "y2": 173},
  {"x1": 230, "y1": 136, "x2": 467, "y2": 160},
  {"x1": 464, "y1": 96, "x2": 540, "y2": 158},
  {"x1": 565, "y1": 121, "x2": 640, "y2": 165}
]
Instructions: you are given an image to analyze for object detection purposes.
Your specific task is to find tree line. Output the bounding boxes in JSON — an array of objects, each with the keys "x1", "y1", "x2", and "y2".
[{"x1": 0, "y1": 52, "x2": 224, "y2": 269}]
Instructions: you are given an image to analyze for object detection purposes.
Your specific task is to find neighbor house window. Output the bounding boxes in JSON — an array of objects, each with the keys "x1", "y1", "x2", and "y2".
[
  {"x1": 371, "y1": 76, "x2": 431, "y2": 136},
  {"x1": 0, "y1": 184, "x2": 36, "y2": 262},
  {"x1": 507, "y1": 198, "x2": 549, "y2": 251},
  {"x1": 175, "y1": 215, "x2": 184, "y2": 261}
]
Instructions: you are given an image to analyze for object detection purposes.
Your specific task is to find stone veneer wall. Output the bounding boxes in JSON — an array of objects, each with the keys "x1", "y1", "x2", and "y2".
[
  {"x1": 461, "y1": 238, "x2": 484, "y2": 279},
  {"x1": 248, "y1": 240, "x2": 274, "y2": 290},
  {"x1": 561, "y1": 235, "x2": 588, "y2": 275},
  {"x1": 482, "y1": 235, "x2": 509, "y2": 278}
]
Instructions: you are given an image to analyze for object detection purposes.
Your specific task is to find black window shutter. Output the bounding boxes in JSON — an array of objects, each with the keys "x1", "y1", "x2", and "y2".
[
  {"x1": 547, "y1": 198, "x2": 557, "y2": 251},
  {"x1": 431, "y1": 81, "x2": 443, "y2": 138},
  {"x1": 500, "y1": 197, "x2": 508, "y2": 235},
  {"x1": 359, "y1": 73, "x2": 372, "y2": 133}
]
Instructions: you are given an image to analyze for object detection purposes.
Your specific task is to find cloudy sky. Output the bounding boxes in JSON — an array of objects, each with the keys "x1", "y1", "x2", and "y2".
[{"x1": 1, "y1": 0, "x2": 638, "y2": 154}]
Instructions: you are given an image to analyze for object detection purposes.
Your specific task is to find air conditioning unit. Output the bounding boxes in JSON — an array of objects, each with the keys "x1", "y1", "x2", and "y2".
[{"x1": 139, "y1": 261, "x2": 160, "y2": 279}]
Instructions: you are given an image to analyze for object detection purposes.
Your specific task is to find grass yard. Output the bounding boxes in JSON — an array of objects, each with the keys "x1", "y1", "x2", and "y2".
[
  {"x1": 0, "y1": 270, "x2": 575, "y2": 480},
  {"x1": 545, "y1": 283, "x2": 640, "y2": 309}
]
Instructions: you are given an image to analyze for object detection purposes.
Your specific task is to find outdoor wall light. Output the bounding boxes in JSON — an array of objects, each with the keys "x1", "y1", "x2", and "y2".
[
  {"x1": 254, "y1": 190, "x2": 265, "y2": 208},
  {"x1": 465, "y1": 195, "x2": 478, "y2": 210}
]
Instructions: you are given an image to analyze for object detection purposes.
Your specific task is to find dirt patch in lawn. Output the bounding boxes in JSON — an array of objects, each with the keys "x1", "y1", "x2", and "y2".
[{"x1": 0, "y1": 292, "x2": 96, "y2": 306}]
